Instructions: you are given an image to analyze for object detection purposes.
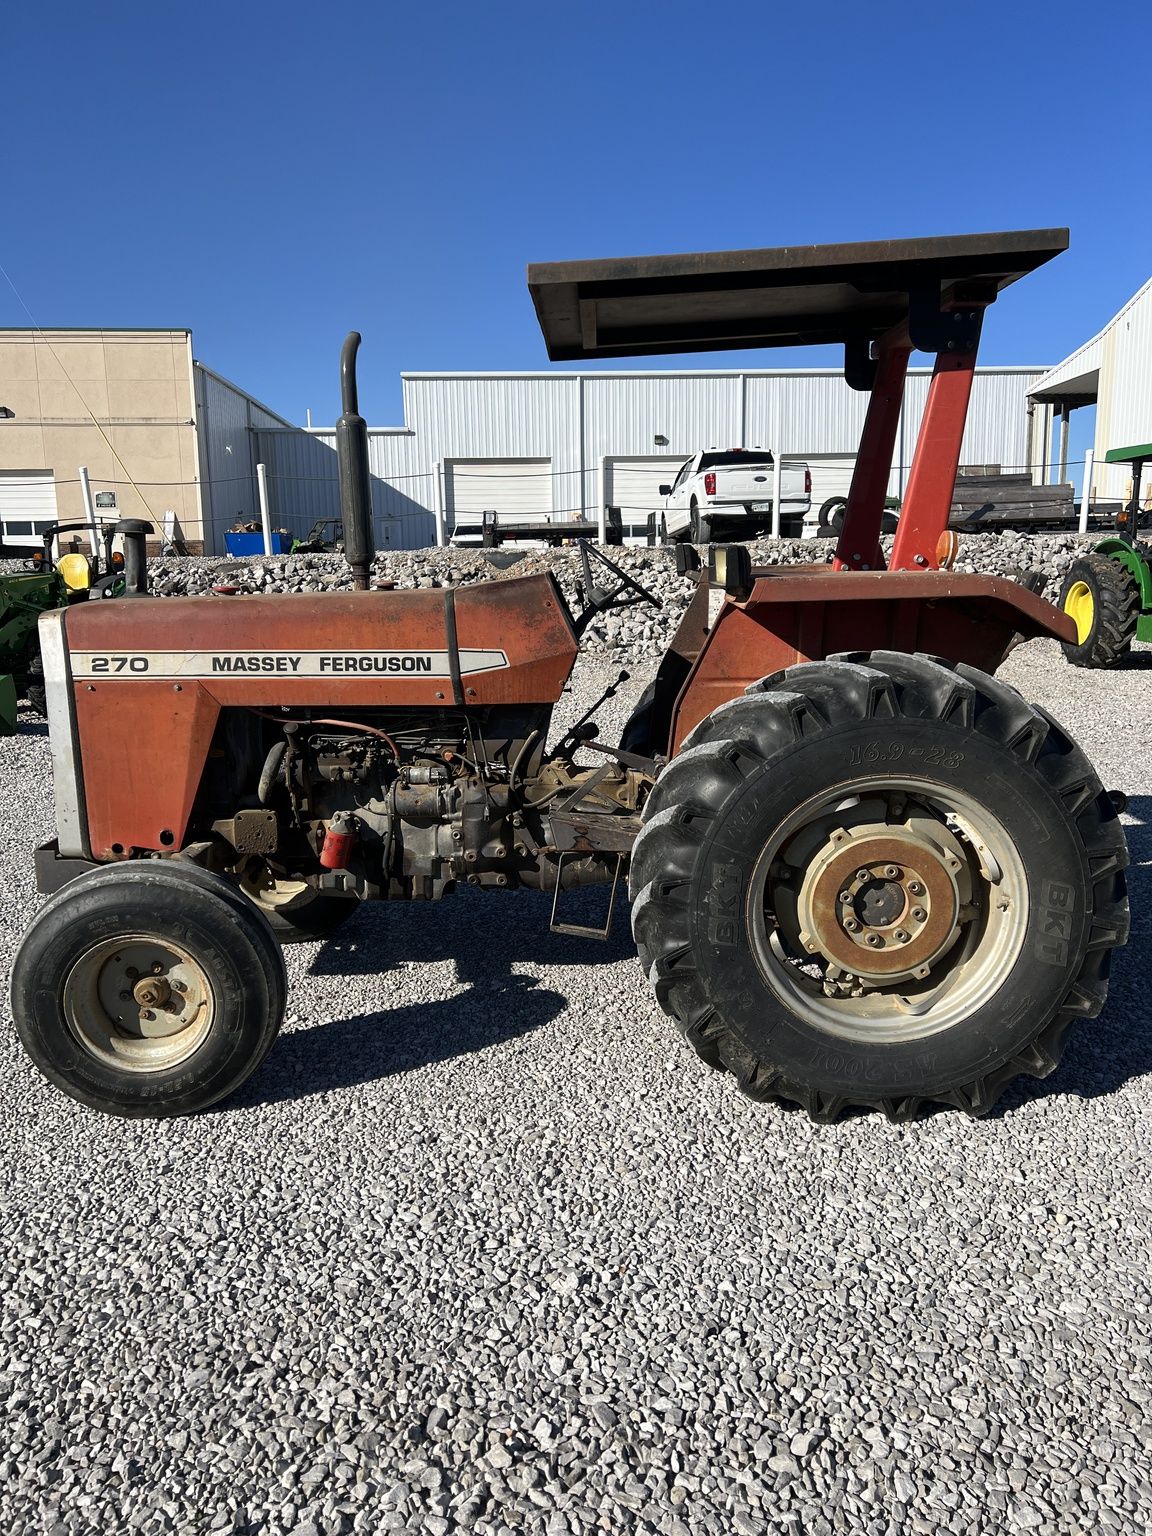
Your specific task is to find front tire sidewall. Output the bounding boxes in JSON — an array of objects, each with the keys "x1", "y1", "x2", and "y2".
[
  {"x1": 12, "y1": 881, "x2": 278, "y2": 1117},
  {"x1": 688, "y1": 720, "x2": 1090, "y2": 1100}
]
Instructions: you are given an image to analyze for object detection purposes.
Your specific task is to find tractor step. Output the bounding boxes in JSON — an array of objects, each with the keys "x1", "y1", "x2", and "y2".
[{"x1": 549, "y1": 852, "x2": 624, "y2": 940}]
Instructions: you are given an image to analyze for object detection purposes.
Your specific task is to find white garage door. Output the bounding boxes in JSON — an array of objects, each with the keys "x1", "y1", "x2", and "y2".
[
  {"x1": 0, "y1": 471, "x2": 58, "y2": 549},
  {"x1": 446, "y1": 459, "x2": 551, "y2": 529},
  {"x1": 605, "y1": 456, "x2": 686, "y2": 543},
  {"x1": 805, "y1": 455, "x2": 857, "y2": 514}
]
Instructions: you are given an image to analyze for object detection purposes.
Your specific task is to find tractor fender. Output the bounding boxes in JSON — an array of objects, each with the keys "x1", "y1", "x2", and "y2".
[
  {"x1": 1092, "y1": 538, "x2": 1152, "y2": 613},
  {"x1": 667, "y1": 566, "x2": 1077, "y2": 753}
]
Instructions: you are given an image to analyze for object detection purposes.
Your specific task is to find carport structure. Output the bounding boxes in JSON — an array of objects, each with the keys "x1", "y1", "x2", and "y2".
[
  {"x1": 529, "y1": 228, "x2": 1069, "y2": 571},
  {"x1": 1028, "y1": 272, "x2": 1152, "y2": 505}
]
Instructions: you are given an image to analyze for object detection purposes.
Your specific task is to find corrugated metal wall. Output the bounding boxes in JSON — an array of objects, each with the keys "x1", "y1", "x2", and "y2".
[
  {"x1": 1029, "y1": 276, "x2": 1152, "y2": 504},
  {"x1": 1095, "y1": 279, "x2": 1152, "y2": 502},
  {"x1": 253, "y1": 368, "x2": 1044, "y2": 550},
  {"x1": 195, "y1": 366, "x2": 292, "y2": 552}
]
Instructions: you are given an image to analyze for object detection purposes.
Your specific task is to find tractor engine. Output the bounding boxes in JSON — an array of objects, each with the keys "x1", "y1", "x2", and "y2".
[{"x1": 206, "y1": 707, "x2": 642, "y2": 906}]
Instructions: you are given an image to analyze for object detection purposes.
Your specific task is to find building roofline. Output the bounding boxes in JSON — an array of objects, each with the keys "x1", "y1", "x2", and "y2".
[
  {"x1": 192, "y1": 361, "x2": 295, "y2": 428},
  {"x1": 0, "y1": 326, "x2": 192, "y2": 335},
  {"x1": 400, "y1": 366, "x2": 1050, "y2": 380},
  {"x1": 1030, "y1": 273, "x2": 1152, "y2": 393}
]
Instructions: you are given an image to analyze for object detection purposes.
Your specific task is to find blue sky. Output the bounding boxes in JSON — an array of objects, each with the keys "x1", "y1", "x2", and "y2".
[{"x1": 3, "y1": 0, "x2": 1148, "y2": 462}]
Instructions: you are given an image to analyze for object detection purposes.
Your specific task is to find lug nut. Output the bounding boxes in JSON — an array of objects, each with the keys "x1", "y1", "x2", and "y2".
[
  {"x1": 894, "y1": 929, "x2": 910, "y2": 943},
  {"x1": 911, "y1": 906, "x2": 926, "y2": 921},
  {"x1": 844, "y1": 917, "x2": 860, "y2": 932},
  {"x1": 151, "y1": 962, "x2": 164, "y2": 975},
  {"x1": 908, "y1": 881, "x2": 924, "y2": 896},
  {"x1": 855, "y1": 869, "x2": 870, "y2": 883},
  {"x1": 884, "y1": 865, "x2": 901, "y2": 879},
  {"x1": 867, "y1": 934, "x2": 883, "y2": 948},
  {"x1": 173, "y1": 979, "x2": 188, "y2": 994},
  {"x1": 141, "y1": 1009, "x2": 155, "y2": 1021},
  {"x1": 838, "y1": 889, "x2": 852, "y2": 904}
]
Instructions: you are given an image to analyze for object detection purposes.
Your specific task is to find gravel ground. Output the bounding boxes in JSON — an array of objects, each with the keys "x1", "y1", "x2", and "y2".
[{"x1": 1, "y1": 627, "x2": 1150, "y2": 1535}]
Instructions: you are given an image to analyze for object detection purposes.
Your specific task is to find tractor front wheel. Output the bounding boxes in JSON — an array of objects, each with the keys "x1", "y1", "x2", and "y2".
[
  {"x1": 629, "y1": 651, "x2": 1128, "y2": 1121},
  {"x1": 11, "y1": 862, "x2": 287, "y2": 1117},
  {"x1": 1059, "y1": 553, "x2": 1140, "y2": 667}
]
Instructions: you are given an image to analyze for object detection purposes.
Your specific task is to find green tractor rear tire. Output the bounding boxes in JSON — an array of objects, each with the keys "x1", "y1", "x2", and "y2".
[{"x1": 1059, "y1": 553, "x2": 1140, "y2": 668}]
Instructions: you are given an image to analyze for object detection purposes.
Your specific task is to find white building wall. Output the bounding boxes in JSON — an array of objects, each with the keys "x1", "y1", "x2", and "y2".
[
  {"x1": 1030, "y1": 276, "x2": 1152, "y2": 503},
  {"x1": 256, "y1": 367, "x2": 1045, "y2": 551},
  {"x1": 1096, "y1": 279, "x2": 1152, "y2": 502}
]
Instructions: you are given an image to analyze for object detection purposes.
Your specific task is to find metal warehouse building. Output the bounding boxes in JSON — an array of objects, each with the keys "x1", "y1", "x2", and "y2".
[
  {"x1": 0, "y1": 331, "x2": 1048, "y2": 553},
  {"x1": 1029, "y1": 275, "x2": 1152, "y2": 506},
  {"x1": 255, "y1": 365, "x2": 1049, "y2": 552}
]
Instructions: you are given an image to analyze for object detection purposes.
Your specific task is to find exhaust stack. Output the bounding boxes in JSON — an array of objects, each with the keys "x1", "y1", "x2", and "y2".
[
  {"x1": 116, "y1": 519, "x2": 152, "y2": 596},
  {"x1": 337, "y1": 332, "x2": 374, "y2": 591}
]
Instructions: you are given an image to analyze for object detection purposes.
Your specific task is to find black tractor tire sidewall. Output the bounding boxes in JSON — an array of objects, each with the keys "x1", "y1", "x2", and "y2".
[
  {"x1": 25, "y1": 652, "x2": 47, "y2": 716},
  {"x1": 12, "y1": 870, "x2": 284, "y2": 1117},
  {"x1": 678, "y1": 719, "x2": 1092, "y2": 1102},
  {"x1": 820, "y1": 497, "x2": 848, "y2": 537}
]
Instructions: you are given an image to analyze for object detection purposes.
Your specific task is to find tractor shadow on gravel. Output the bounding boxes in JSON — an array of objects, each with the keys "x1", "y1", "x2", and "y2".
[
  {"x1": 988, "y1": 794, "x2": 1152, "y2": 1117},
  {"x1": 229, "y1": 884, "x2": 636, "y2": 1108}
]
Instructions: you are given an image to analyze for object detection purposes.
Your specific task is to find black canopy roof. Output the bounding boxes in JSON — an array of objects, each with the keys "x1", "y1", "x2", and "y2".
[{"x1": 528, "y1": 229, "x2": 1068, "y2": 361}]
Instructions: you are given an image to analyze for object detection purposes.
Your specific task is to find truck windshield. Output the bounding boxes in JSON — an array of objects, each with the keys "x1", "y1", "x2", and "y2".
[{"x1": 699, "y1": 451, "x2": 774, "y2": 470}]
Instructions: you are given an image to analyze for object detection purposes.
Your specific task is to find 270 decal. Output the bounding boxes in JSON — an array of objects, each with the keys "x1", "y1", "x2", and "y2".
[{"x1": 88, "y1": 656, "x2": 150, "y2": 674}]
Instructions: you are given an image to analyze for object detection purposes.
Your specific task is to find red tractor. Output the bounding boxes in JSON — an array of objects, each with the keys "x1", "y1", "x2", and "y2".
[{"x1": 11, "y1": 230, "x2": 1129, "y2": 1121}]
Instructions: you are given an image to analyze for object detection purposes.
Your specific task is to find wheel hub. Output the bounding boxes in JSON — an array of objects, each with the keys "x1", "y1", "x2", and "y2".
[
  {"x1": 63, "y1": 937, "x2": 214, "y2": 1070},
  {"x1": 1064, "y1": 578, "x2": 1095, "y2": 644},
  {"x1": 795, "y1": 822, "x2": 968, "y2": 983}
]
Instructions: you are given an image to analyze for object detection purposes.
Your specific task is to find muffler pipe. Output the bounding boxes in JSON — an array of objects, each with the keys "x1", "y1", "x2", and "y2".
[
  {"x1": 116, "y1": 519, "x2": 152, "y2": 596},
  {"x1": 337, "y1": 332, "x2": 375, "y2": 592}
]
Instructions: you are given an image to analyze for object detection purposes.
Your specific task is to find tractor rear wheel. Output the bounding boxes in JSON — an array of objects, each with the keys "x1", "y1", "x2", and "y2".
[
  {"x1": 1059, "y1": 553, "x2": 1139, "y2": 667},
  {"x1": 629, "y1": 651, "x2": 1129, "y2": 1121},
  {"x1": 11, "y1": 862, "x2": 287, "y2": 1117}
]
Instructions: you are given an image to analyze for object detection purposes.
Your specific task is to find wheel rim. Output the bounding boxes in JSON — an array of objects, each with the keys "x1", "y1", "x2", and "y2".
[
  {"x1": 62, "y1": 935, "x2": 215, "y2": 1072},
  {"x1": 747, "y1": 777, "x2": 1029, "y2": 1043},
  {"x1": 1064, "y1": 579, "x2": 1095, "y2": 644}
]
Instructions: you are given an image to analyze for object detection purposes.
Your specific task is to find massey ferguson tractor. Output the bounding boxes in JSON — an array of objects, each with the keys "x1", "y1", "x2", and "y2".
[{"x1": 10, "y1": 231, "x2": 1130, "y2": 1122}]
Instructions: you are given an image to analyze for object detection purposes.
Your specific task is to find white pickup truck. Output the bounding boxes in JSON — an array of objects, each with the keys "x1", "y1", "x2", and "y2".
[{"x1": 658, "y1": 449, "x2": 811, "y2": 542}]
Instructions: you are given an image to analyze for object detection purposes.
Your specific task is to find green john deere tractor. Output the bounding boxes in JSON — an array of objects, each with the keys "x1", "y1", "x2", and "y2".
[
  {"x1": 1058, "y1": 443, "x2": 1152, "y2": 667},
  {"x1": 0, "y1": 519, "x2": 147, "y2": 732}
]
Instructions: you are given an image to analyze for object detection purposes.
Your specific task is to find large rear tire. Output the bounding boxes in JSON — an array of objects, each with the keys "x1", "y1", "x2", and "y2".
[
  {"x1": 629, "y1": 652, "x2": 1129, "y2": 1121},
  {"x1": 1059, "y1": 553, "x2": 1139, "y2": 667},
  {"x1": 11, "y1": 862, "x2": 287, "y2": 1117}
]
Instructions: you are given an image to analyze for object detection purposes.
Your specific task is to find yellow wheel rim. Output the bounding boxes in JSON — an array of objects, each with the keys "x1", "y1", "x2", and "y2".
[{"x1": 1064, "y1": 579, "x2": 1095, "y2": 644}]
